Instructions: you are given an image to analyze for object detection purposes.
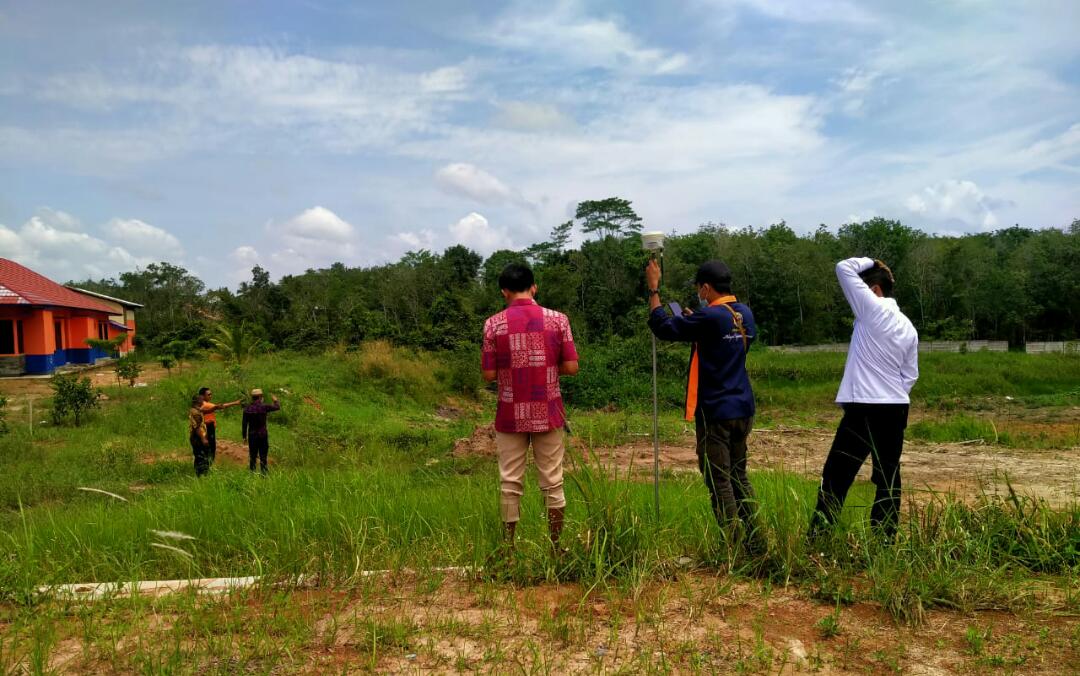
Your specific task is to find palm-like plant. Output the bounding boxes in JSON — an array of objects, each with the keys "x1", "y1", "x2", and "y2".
[{"x1": 210, "y1": 321, "x2": 268, "y2": 364}]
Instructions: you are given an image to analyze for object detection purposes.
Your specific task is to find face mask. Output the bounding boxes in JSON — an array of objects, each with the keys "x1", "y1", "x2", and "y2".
[{"x1": 698, "y1": 294, "x2": 709, "y2": 310}]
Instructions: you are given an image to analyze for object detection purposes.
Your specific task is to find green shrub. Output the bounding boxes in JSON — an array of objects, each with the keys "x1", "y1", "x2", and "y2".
[
  {"x1": 49, "y1": 374, "x2": 98, "y2": 427},
  {"x1": 116, "y1": 354, "x2": 143, "y2": 386},
  {"x1": 436, "y1": 346, "x2": 483, "y2": 398}
]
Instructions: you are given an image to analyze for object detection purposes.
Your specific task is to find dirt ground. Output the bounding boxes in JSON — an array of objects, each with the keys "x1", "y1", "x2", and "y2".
[
  {"x1": 0, "y1": 360, "x2": 180, "y2": 401},
  {"x1": 454, "y1": 422, "x2": 1080, "y2": 506},
  {"x1": 322, "y1": 575, "x2": 1078, "y2": 675},
  {"x1": 37, "y1": 573, "x2": 1076, "y2": 674}
]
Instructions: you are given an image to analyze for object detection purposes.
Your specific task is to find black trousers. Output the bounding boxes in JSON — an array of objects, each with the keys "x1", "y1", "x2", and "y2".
[
  {"x1": 811, "y1": 403, "x2": 909, "y2": 539},
  {"x1": 248, "y1": 435, "x2": 269, "y2": 474},
  {"x1": 190, "y1": 435, "x2": 210, "y2": 477},
  {"x1": 695, "y1": 410, "x2": 759, "y2": 534},
  {"x1": 206, "y1": 422, "x2": 217, "y2": 465}
]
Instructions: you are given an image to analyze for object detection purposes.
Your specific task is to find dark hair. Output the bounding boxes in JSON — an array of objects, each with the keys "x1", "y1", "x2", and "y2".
[
  {"x1": 859, "y1": 260, "x2": 895, "y2": 297},
  {"x1": 191, "y1": 394, "x2": 203, "y2": 407},
  {"x1": 695, "y1": 260, "x2": 732, "y2": 294},
  {"x1": 198, "y1": 387, "x2": 210, "y2": 396},
  {"x1": 498, "y1": 263, "x2": 535, "y2": 292}
]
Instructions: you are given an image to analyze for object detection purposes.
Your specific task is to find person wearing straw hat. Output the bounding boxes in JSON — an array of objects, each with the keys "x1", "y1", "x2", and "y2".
[
  {"x1": 241, "y1": 388, "x2": 280, "y2": 474},
  {"x1": 645, "y1": 259, "x2": 764, "y2": 555}
]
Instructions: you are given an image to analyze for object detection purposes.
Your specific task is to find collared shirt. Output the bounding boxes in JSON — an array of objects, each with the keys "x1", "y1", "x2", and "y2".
[
  {"x1": 648, "y1": 296, "x2": 756, "y2": 422},
  {"x1": 835, "y1": 257, "x2": 919, "y2": 404},
  {"x1": 200, "y1": 402, "x2": 217, "y2": 425},
  {"x1": 482, "y1": 298, "x2": 578, "y2": 433},
  {"x1": 242, "y1": 400, "x2": 281, "y2": 439},
  {"x1": 188, "y1": 407, "x2": 206, "y2": 440}
]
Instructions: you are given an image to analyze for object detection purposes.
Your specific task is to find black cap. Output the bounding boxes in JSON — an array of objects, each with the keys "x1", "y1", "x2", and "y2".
[{"x1": 695, "y1": 260, "x2": 732, "y2": 291}]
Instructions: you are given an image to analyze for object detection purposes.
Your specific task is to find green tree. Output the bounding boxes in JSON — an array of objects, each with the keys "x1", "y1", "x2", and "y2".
[
  {"x1": 575, "y1": 197, "x2": 643, "y2": 239},
  {"x1": 50, "y1": 374, "x2": 98, "y2": 427},
  {"x1": 115, "y1": 353, "x2": 143, "y2": 387},
  {"x1": 211, "y1": 321, "x2": 268, "y2": 364}
]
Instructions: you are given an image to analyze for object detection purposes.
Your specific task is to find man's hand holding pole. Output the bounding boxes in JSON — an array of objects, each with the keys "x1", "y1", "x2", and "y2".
[{"x1": 646, "y1": 258, "x2": 663, "y2": 311}]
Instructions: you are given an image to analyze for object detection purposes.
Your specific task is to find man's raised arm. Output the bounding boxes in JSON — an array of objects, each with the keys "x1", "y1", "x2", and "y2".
[{"x1": 835, "y1": 257, "x2": 880, "y2": 319}]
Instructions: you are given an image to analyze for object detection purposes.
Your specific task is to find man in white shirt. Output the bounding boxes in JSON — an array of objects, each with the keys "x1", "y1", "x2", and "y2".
[{"x1": 809, "y1": 257, "x2": 919, "y2": 542}]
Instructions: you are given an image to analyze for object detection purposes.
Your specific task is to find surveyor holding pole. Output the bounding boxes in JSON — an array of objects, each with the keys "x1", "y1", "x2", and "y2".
[
  {"x1": 645, "y1": 259, "x2": 764, "y2": 555},
  {"x1": 808, "y1": 258, "x2": 918, "y2": 543},
  {"x1": 481, "y1": 263, "x2": 579, "y2": 555}
]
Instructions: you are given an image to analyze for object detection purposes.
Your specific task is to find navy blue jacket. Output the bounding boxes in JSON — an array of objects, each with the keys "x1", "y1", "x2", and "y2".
[{"x1": 647, "y1": 301, "x2": 756, "y2": 422}]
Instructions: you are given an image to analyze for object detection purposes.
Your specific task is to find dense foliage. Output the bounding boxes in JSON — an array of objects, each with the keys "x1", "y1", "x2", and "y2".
[{"x1": 71, "y1": 203, "x2": 1080, "y2": 350}]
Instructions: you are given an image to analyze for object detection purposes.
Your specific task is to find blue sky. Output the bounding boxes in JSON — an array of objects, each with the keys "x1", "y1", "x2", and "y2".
[{"x1": 1, "y1": 0, "x2": 1077, "y2": 287}]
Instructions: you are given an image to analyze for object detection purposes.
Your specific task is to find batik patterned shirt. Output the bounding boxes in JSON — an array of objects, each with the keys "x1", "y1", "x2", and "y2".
[{"x1": 482, "y1": 299, "x2": 578, "y2": 433}]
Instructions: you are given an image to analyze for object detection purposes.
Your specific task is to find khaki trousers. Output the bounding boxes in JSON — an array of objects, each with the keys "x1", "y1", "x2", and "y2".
[{"x1": 496, "y1": 428, "x2": 566, "y2": 523}]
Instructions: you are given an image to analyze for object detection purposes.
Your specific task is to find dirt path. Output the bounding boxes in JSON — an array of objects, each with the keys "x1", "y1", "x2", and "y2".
[
  {"x1": 0, "y1": 361, "x2": 181, "y2": 400},
  {"x1": 454, "y1": 421, "x2": 1080, "y2": 506},
  {"x1": 587, "y1": 429, "x2": 1080, "y2": 506}
]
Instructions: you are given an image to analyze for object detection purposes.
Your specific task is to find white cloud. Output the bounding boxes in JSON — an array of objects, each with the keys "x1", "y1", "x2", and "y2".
[
  {"x1": 905, "y1": 180, "x2": 1006, "y2": 229},
  {"x1": 723, "y1": 0, "x2": 877, "y2": 25},
  {"x1": 230, "y1": 245, "x2": 260, "y2": 267},
  {"x1": 494, "y1": 101, "x2": 576, "y2": 132},
  {"x1": 392, "y1": 229, "x2": 437, "y2": 251},
  {"x1": 448, "y1": 212, "x2": 511, "y2": 253},
  {"x1": 435, "y1": 163, "x2": 530, "y2": 207},
  {"x1": 420, "y1": 66, "x2": 467, "y2": 93},
  {"x1": 484, "y1": 1, "x2": 689, "y2": 75},
  {"x1": 106, "y1": 218, "x2": 183, "y2": 257},
  {"x1": 281, "y1": 206, "x2": 354, "y2": 243},
  {"x1": 33, "y1": 207, "x2": 82, "y2": 232},
  {"x1": 0, "y1": 210, "x2": 184, "y2": 281}
]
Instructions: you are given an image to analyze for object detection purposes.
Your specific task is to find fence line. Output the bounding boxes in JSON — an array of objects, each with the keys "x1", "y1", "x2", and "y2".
[
  {"x1": 771, "y1": 341, "x2": 1010, "y2": 354},
  {"x1": 1024, "y1": 341, "x2": 1080, "y2": 354}
]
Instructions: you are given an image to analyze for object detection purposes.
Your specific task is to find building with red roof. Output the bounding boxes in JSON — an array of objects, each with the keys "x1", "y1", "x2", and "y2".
[{"x1": 0, "y1": 258, "x2": 140, "y2": 375}]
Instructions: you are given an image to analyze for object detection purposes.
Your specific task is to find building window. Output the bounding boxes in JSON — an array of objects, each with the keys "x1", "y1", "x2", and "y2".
[
  {"x1": 0, "y1": 320, "x2": 14, "y2": 354},
  {"x1": 98, "y1": 321, "x2": 109, "y2": 340}
]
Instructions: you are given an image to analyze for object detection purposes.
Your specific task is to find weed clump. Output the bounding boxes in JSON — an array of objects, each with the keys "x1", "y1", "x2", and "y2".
[{"x1": 353, "y1": 341, "x2": 439, "y2": 403}]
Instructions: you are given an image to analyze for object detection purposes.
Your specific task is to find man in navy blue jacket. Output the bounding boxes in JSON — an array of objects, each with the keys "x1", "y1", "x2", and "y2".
[{"x1": 646, "y1": 259, "x2": 762, "y2": 550}]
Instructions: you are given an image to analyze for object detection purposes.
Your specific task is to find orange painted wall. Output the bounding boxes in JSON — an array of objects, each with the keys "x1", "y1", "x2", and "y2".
[
  {"x1": 23, "y1": 309, "x2": 55, "y2": 355},
  {"x1": 124, "y1": 317, "x2": 136, "y2": 352},
  {"x1": 68, "y1": 316, "x2": 96, "y2": 349}
]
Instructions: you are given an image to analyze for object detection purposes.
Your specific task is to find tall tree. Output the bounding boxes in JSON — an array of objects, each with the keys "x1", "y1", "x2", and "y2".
[{"x1": 575, "y1": 198, "x2": 643, "y2": 239}]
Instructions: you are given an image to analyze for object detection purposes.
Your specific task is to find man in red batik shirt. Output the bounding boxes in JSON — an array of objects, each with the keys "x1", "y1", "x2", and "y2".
[{"x1": 482, "y1": 263, "x2": 579, "y2": 552}]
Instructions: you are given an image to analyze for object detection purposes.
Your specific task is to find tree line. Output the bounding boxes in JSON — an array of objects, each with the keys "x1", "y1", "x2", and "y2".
[{"x1": 71, "y1": 199, "x2": 1080, "y2": 352}]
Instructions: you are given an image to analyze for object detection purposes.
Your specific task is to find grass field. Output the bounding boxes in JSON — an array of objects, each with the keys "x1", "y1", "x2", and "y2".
[{"x1": 1, "y1": 345, "x2": 1078, "y2": 672}]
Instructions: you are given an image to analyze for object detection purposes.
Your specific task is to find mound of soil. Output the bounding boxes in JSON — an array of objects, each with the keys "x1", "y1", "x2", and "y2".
[{"x1": 452, "y1": 423, "x2": 497, "y2": 458}]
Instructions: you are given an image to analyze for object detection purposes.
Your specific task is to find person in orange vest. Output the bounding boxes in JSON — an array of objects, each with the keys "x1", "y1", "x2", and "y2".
[
  {"x1": 645, "y1": 259, "x2": 764, "y2": 554},
  {"x1": 188, "y1": 394, "x2": 211, "y2": 477},
  {"x1": 197, "y1": 386, "x2": 242, "y2": 467}
]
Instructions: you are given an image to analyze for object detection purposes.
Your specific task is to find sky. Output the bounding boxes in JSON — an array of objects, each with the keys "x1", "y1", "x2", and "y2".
[{"x1": 0, "y1": 0, "x2": 1077, "y2": 288}]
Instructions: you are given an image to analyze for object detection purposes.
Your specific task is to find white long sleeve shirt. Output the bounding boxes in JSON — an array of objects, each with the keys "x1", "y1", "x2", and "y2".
[{"x1": 835, "y1": 257, "x2": 919, "y2": 404}]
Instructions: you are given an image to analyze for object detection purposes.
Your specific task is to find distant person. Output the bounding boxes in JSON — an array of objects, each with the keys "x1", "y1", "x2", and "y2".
[
  {"x1": 809, "y1": 258, "x2": 918, "y2": 543},
  {"x1": 482, "y1": 263, "x2": 579, "y2": 554},
  {"x1": 242, "y1": 389, "x2": 281, "y2": 475},
  {"x1": 188, "y1": 394, "x2": 210, "y2": 477},
  {"x1": 198, "y1": 386, "x2": 242, "y2": 467},
  {"x1": 646, "y1": 259, "x2": 764, "y2": 554}
]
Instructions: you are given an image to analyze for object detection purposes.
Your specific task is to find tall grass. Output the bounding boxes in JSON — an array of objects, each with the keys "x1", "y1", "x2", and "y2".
[{"x1": 0, "y1": 348, "x2": 1076, "y2": 627}]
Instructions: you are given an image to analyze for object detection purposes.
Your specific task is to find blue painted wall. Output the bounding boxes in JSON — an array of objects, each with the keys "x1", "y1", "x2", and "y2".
[{"x1": 24, "y1": 353, "x2": 56, "y2": 374}]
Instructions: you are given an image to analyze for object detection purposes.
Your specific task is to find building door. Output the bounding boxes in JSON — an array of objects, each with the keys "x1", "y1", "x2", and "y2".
[{"x1": 54, "y1": 321, "x2": 64, "y2": 351}]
